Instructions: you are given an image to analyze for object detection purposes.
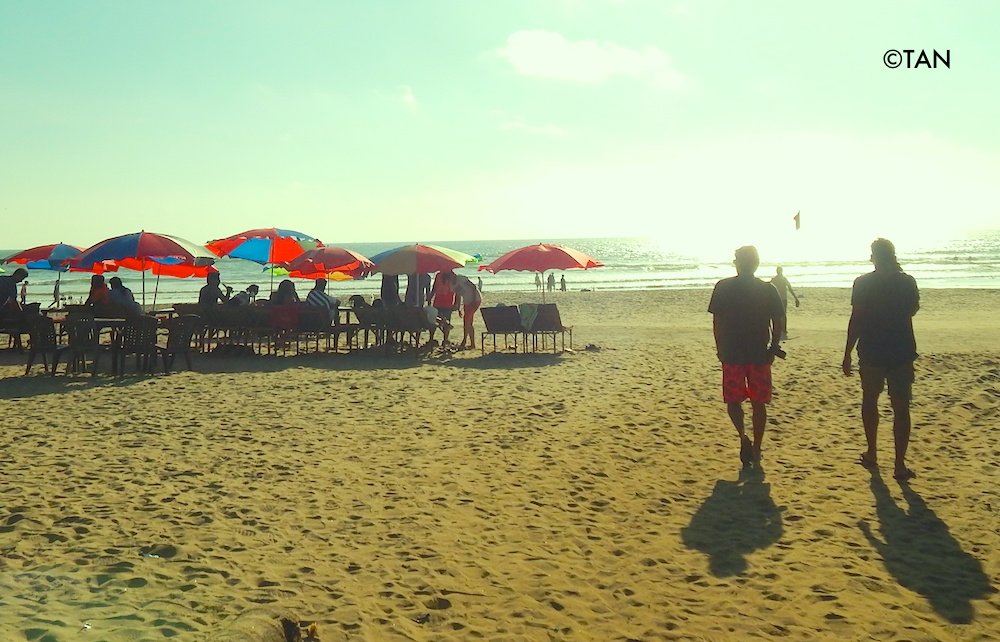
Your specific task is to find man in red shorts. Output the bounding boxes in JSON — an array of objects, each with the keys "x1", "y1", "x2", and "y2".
[{"x1": 709, "y1": 246, "x2": 785, "y2": 466}]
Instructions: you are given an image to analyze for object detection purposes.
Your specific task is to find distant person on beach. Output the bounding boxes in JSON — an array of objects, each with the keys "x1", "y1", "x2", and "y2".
[
  {"x1": 535, "y1": 274, "x2": 542, "y2": 291},
  {"x1": 108, "y1": 277, "x2": 142, "y2": 316},
  {"x1": 0, "y1": 268, "x2": 28, "y2": 310},
  {"x1": 477, "y1": 276, "x2": 483, "y2": 292},
  {"x1": 19, "y1": 280, "x2": 28, "y2": 305},
  {"x1": 452, "y1": 273, "x2": 483, "y2": 349},
  {"x1": 843, "y1": 238, "x2": 920, "y2": 481},
  {"x1": 769, "y1": 267, "x2": 799, "y2": 340},
  {"x1": 429, "y1": 271, "x2": 456, "y2": 345},
  {"x1": 559, "y1": 274, "x2": 567, "y2": 292},
  {"x1": 380, "y1": 274, "x2": 402, "y2": 308},
  {"x1": 229, "y1": 284, "x2": 259, "y2": 306},
  {"x1": 198, "y1": 272, "x2": 230, "y2": 306},
  {"x1": 306, "y1": 278, "x2": 340, "y2": 322},
  {"x1": 708, "y1": 246, "x2": 785, "y2": 466},
  {"x1": 85, "y1": 274, "x2": 111, "y2": 306},
  {"x1": 547, "y1": 273, "x2": 555, "y2": 292},
  {"x1": 269, "y1": 279, "x2": 300, "y2": 306}
]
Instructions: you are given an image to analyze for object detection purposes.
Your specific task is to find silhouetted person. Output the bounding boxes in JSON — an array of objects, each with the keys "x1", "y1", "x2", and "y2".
[
  {"x1": 843, "y1": 238, "x2": 920, "y2": 480},
  {"x1": 108, "y1": 276, "x2": 142, "y2": 316},
  {"x1": 380, "y1": 274, "x2": 402, "y2": 308},
  {"x1": 534, "y1": 273, "x2": 542, "y2": 291},
  {"x1": 229, "y1": 284, "x2": 259, "y2": 306},
  {"x1": 546, "y1": 273, "x2": 555, "y2": 292},
  {"x1": 769, "y1": 266, "x2": 799, "y2": 339},
  {"x1": 0, "y1": 268, "x2": 28, "y2": 310},
  {"x1": 709, "y1": 246, "x2": 784, "y2": 466},
  {"x1": 85, "y1": 274, "x2": 111, "y2": 306},
  {"x1": 404, "y1": 273, "x2": 431, "y2": 306},
  {"x1": 269, "y1": 279, "x2": 300, "y2": 305},
  {"x1": 198, "y1": 272, "x2": 230, "y2": 306}
]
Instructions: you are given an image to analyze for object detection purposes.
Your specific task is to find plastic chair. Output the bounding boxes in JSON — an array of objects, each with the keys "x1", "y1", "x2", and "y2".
[
  {"x1": 158, "y1": 314, "x2": 201, "y2": 372},
  {"x1": 56, "y1": 313, "x2": 99, "y2": 375},
  {"x1": 24, "y1": 314, "x2": 58, "y2": 375}
]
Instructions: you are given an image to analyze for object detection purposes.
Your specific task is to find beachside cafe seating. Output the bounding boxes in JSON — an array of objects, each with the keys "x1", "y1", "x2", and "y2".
[
  {"x1": 95, "y1": 315, "x2": 159, "y2": 376},
  {"x1": 57, "y1": 312, "x2": 100, "y2": 375},
  {"x1": 24, "y1": 313, "x2": 59, "y2": 374},
  {"x1": 157, "y1": 314, "x2": 202, "y2": 372},
  {"x1": 480, "y1": 305, "x2": 528, "y2": 355}
]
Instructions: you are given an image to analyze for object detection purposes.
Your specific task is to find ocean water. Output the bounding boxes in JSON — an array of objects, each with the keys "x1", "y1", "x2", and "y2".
[{"x1": 4, "y1": 230, "x2": 999, "y2": 308}]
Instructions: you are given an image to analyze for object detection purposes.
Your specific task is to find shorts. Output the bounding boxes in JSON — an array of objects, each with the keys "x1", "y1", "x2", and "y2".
[
  {"x1": 860, "y1": 363, "x2": 914, "y2": 401},
  {"x1": 435, "y1": 306, "x2": 454, "y2": 321},
  {"x1": 722, "y1": 363, "x2": 772, "y2": 404}
]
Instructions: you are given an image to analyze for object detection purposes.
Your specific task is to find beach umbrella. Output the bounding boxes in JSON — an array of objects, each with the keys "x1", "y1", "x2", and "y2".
[
  {"x1": 205, "y1": 228, "x2": 323, "y2": 265},
  {"x1": 278, "y1": 246, "x2": 375, "y2": 280},
  {"x1": 478, "y1": 243, "x2": 603, "y2": 300},
  {"x1": 370, "y1": 244, "x2": 477, "y2": 276},
  {"x1": 3, "y1": 243, "x2": 85, "y2": 305},
  {"x1": 71, "y1": 231, "x2": 218, "y2": 305}
]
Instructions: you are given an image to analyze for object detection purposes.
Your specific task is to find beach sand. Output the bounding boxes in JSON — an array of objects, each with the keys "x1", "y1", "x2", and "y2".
[{"x1": 1, "y1": 288, "x2": 998, "y2": 641}]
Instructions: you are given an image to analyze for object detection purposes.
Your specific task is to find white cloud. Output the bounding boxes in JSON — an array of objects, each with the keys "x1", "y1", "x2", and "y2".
[
  {"x1": 495, "y1": 29, "x2": 685, "y2": 90},
  {"x1": 399, "y1": 85, "x2": 418, "y2": 110},
  {"x1": 489, "y1": 109, "x2": 566, "y2": 137}
]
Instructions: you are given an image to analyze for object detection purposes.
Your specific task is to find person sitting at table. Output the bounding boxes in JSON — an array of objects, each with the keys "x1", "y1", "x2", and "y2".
[
  {"x1": 0, "y1": 268, "x2": 28, "y2": 311},
  {"x1": 198, "y1": 272, "x2": 231, "y2": 306},
  {"x1": 305, "y1": 278, "x2": 339, "y2": 322},
  {"x1": 229, "y1": 284, "x2": 259, "y2": 306},
  {"x1": 85, "y1": 274, "x2": 111, "y2": 306},
  {"x1": 108, "y1": 276, "x2": 143, "y2": 317},
  {"x1": 268, "y1": 279, "x2": 300, "y2": 306}
]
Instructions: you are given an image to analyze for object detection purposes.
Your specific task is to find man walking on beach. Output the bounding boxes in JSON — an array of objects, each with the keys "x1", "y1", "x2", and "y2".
[
  {"x1": 709, "y1": 246, "x2": 785, "y2": 465},
  {"x1": 769, "y1": 266, "x2": 799, "y2": 339},
  {"x1": 843, "y1": 238, "x2": 920, "y2": 481}
]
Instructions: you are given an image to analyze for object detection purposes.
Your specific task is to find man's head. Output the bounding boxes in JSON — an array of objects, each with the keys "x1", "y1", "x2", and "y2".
[
  {"x1": 109, "y1": 277, "x2": 123, "y2": 289},
  {"x1": 207, "y1": 272, "x2": 220, "y2": 285},
  {"x1": 870, "y1": 238, "x2": 900, "y2": 271},
  {"x1": 734, "y1": 246, "x2": 760, "y2": 276},
  {"x1": 313, "y1": 278, "x2": 327, "y2": 291},
  {"x1": 775, "y1": 266, "x2": 784, "y2": 275},
  {"x1": 11, "y1": 268, "x2": 28, "y2": 282},
  {"x1": 91, "y1": 274, "x2": 105, "y2": 287},
  {"x1": 247, "y1": 284, "x2": 259, "y2": 296}
]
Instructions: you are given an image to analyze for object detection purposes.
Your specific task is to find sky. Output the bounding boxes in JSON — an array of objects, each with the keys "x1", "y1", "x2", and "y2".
[{"x1": 2, "y1": 0, "x2": 998, "y2": 258}]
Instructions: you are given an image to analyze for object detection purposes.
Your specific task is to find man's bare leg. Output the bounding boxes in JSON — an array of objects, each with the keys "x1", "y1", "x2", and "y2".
[
  {"x1": 890, "y1": 395, "x2": 914, "y2": 479},
  {"x1": 750, "y1": 400, "x2": 767, "y2": 461},
  {"x1": 861, "y1": 390, "x2": 880, "y2": 465},
  {"x1": 727, "y1": 402, "x2": 753, "y2": 464}
]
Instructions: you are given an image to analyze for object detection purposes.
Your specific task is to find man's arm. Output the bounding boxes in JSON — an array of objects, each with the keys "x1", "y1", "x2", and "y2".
[
  {"x1": 843, "y1": 307, "x2": 861, "y2": 376},
  {"x1": 712, "y1": 314, "x2": 722, "y2": 361}
]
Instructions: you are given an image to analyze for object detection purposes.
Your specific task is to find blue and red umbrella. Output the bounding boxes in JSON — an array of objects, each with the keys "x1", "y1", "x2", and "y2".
[
  {"x1": 206, "y1": 228, "x2": 323, "y2": 265},
  {"x1": 3, "y1": 243, "x2": 84, "y2": 271}
]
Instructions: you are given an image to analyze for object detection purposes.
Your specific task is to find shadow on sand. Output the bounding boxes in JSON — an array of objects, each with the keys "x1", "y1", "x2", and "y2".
[
  {"x1": 680, "y1": 466, "x2": 784, "y2": 577},
  {"x1": 859, "y1": 470, "x2": 997, "y2": 624}
]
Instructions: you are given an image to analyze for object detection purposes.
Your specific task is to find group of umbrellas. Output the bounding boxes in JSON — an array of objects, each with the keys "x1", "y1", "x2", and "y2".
[{"x1": 3, "y1": 228, "x2": 604, "y2": 305}]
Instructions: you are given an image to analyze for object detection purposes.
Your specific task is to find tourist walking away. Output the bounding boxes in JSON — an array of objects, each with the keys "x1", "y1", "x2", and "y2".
[
  {"x1": 708, "y1": 246, "x2": 785, "y2": 466},
  {"x1": 535, "y1": 273, "x2": 542, "y2": 291},
  {"x1": 547, "y1": 273, "x2": 555, "y2": 292},
  {"x1": 452, "y1": 273, "x2": 482, "y2": 349},
  {"x1": 842, "y1": 238, "x2": 920, "y2": 481},
  {"x1": 769, "y1": 266, "x2": 799, "y2": 339},
  {"x1": 559, "y1": 274, "x2": 567, "y2": 292}
]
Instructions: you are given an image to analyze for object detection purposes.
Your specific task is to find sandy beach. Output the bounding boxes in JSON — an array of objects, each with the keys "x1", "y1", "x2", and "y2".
[{"x1": 0, "y1": 287, "x2": 997, "y2": 641}]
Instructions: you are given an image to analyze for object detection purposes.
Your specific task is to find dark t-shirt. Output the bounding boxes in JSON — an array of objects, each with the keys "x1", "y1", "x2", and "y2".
[
  {"x1": 198, "y1": 284, "x2": 225, "y2": 306},
  {"x1": 0, "y1": 276, "x2": 18, "y2": 308},
  {"x1": 709, "y1": 275, "x2": 784, "y2": 365},
  {"x1": 852, "y1": 269, "x2": 919, "y2": 368}
]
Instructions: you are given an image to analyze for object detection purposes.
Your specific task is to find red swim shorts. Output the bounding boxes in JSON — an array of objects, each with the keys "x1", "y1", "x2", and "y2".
[{"x1": 721, "y1": 363, "x2": 772, "y2": 403}]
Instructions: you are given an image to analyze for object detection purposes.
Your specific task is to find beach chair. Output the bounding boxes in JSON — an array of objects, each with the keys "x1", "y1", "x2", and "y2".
[
  {"x1": 267, "y1": 305, "x2": 302, "y2": 355},
  {"x1": 354, "y1": 306, "x2": 391, "y2": 352},
  {"x1": 98, "y1": 315, "x2": 158, "y2": 376},
  {"x1": 158, "y1": 314, "x2": 201, "y2": 372},
  {"x1": 295, "y1": 306, "x2": 333, "y2": 354},
  {"x1": 525, "y1": 303, "x2": 573, "y2": 353},
  {"x1": 386, "y1": 306, "x2": 435, "y2": 355},
  {"x1": 24, "y1": 314, "x2": 59, "y2": 375},
  {"x1": 55, "y1": 313, "x2": 99, "y2": 375},
  {"x1": 480, "y1": 305, "x2": 528, "y2": 355}
]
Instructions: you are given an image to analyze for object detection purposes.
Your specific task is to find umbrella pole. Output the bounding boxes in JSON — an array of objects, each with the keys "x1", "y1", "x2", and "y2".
[
  {"x1": 141, "y1": 259, "x2": 147, "y2": 308},
  {"x1": 153, "y1": 272, "x2": 160, "y2": 308}
]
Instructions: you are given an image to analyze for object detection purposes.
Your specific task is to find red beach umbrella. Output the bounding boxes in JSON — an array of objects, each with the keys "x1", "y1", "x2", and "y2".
[
  {"x1": 278, "y1": 246, "x2": 375, "y2": 280},
  {"x1": 478, "y1": 243, "x2": 604, "y2": 274}
]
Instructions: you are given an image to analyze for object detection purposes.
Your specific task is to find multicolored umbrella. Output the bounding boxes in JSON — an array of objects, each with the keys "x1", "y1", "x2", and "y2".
[
  {"x1": 70, "y1": 231, "x2": 218, "y2": 305},
  {"x1": 478, "y1": 243, "x2": 604, "y2": 273},
  {"x1": 278, "y1": 246, "x2": 375, "y2": 280},
  {"x1": 3, "y1": 243, "x2": 84, "y2": 271},
  {"x1": 205, "y1": 228, "x2": 323, "y2": 265},
  {"x1": 370, "y1": 244, "x2": 477, "y2": 276}
]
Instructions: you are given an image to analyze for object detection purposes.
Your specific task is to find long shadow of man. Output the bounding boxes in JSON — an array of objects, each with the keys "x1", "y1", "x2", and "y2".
[
  {"x1": 859, "y1": 470, "x2": 996, "y2": 624},
  {"x1": 681, "y1": 466, "x2": 784, "y2": 577}
]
